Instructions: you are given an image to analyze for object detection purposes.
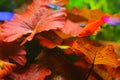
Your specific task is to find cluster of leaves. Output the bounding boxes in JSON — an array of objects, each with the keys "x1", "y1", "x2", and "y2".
[
  {"x1": 0, "y1": 0, "x2": 120, "y2": 80},
  {"x1": 66, "y1": 0, "x2": 120, "y2": 42}
]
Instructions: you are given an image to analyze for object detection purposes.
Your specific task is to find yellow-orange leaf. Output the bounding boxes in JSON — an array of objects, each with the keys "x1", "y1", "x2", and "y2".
[
  {"x1": 72, "y1": 38, "x2": 98, "y2": 62},
  {"x1": 94, "y1": 65, "x2": 113, "y2": 80},
  {"x1": 67, "y1": 8, "x2": 105, "y2": 22},
  {"x1": 56, "y1": 0, "x2": 69, "y2": 5},
  {"x1": 104, "y1": 65, "x2": 120, "y2": 79},
  {"x1": 94, "y1": 45, "x2": 118, "y2": 67},
  {"x1": 72, "y1": 38, "x2": 119, "y2": 68}
]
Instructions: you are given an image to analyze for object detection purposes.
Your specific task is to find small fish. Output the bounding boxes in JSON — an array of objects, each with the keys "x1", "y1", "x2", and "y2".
[
  {"x1": 80, "y1": 23, "x2": 86, "y2": 27},
  {"x1": 47, "y1": 4, "x2": 60, "y2": 10},
  {"x1": 0, "y1": 12, "x2": 14, "y2": 21},
  {"x1": 104, "y1": 14, "x2": 120, "y2": 26},
  {"x1": 79, "y1": 14, "x2": 110, "y2": 37}
]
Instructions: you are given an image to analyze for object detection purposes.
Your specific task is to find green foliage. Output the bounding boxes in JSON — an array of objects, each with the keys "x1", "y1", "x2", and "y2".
[
  {"x1": 0, "y1": 0, "x2": 16, "y2": 11},
  {"x1": 14, "y1": 0, "x2": 26, "y2": 7},
  {"x1": 90, "y1": 24, "x2": 120, "y2": 42},
  {"x1": 67, "y1": 0, "x2": 120, "y2": 13},
  {"x1": 0, "y1": 0, "x2": 26, "y2": 11},
  {"x1": 66, "y1": 0, "x2": 87, "y2": 9}
]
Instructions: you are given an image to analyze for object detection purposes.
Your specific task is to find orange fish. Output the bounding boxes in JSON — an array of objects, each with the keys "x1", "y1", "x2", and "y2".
[{"x1": 79, "y1": 14, "x2": 110, "y2": 37}]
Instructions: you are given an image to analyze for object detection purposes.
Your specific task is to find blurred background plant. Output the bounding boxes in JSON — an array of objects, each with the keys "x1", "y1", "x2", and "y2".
[
  {"x1": 0, "y1": 0, "x2": 32, "y2": 11},
  {"x1": 66, "y1": 0, "x2": 120, "y2": 42},
  {"x1": 0, "y1": 0, "x2": 120, "y2": 42},
  {"x1": 0, "y1": 0, "x2": 25, "y2": 11},
  {"x1": 67, "y1": 0, "x2": 120, "y2": 14}
]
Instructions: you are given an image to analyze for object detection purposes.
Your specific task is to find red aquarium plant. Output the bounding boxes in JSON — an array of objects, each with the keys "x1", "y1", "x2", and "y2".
[{"x1": 0, "y1": 0, "x2": 120, "y2": 80}]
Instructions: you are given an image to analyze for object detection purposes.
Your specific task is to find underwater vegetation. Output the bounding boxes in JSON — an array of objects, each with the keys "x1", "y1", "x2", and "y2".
[
  {"x1": 67, "y1": 0, "x2": 120, "y2": 14},
  {"x1": 67, "y1": 0, "x2": 120, "y2": 42},
  {"x1": 0, "y1": 0, "x2": 120, "y2": 80}
]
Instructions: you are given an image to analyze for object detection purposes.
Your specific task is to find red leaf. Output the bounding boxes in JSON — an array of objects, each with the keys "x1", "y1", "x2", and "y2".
[
  {"x1": 1, "y1": 42, "x2": 26, "y2": 56},
  {"x1": 54, "y1": 19, "x2": 83, "y2": 39},
  {"x1": 38, "y1": 36, "x2": 56, "y2": 48},
  {"x1": 1, "y1": 42, "x2": 26, "y2": 66},
  {"x1": 0, "y1": 60, "x2": 16, "y2": 78},
  {"x1": 1, "y1": 0, "x2": 66, "y2": 44},
  {"x1": 37, "y1": 30, "x2": 63, "y2": 48},
  {"x1": 7, "y1": 64, "x2": 51, "y2": 80},
  {"x1": 9, "y1": 56, "x2": 27, "y2": 66},
  {"x1": 61, "y1": 20, "x2": 83, "y2": 36}
]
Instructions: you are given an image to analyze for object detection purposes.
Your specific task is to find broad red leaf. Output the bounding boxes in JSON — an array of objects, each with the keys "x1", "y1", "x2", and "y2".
[
  {"x1": 88, "y1": 75, "x2": 97, "y2": 80},
  {"x1": 1, "y1": 42, "x2": 26, "y2": 66},
  {"x1": 38, "y1": 36, "x2": 57, "y2": 48},
  {"x1": 0, "y1": 60, "x2": 16, "y2": 78},
  {"x1": 1, "y1": 0, "x2": 66, "y2": 44},
  {"x1": 54, "y1": 30, "x2": 72, "y2": 39},
  {"x1": 8, "y1": 56, "x2": 27, "y2": 66},
  {"x1": 61, "y1": 20, "x2": 83, "y2": 36},
  {"x1": 7, "y1": 64, "x2": 51, "y2": 80},
  {"x1": 37, "y1": 30, "x2": 63, "y2": 48},
  {"x1": 38, "y1": 35, "x2": 70, "y2": 49},
  {"x1": 54, "y1": 19, "x2": 84, "y2": 39},
  {"x1": 2, "y1": 42, "x2": 26, "y2": 56}
]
